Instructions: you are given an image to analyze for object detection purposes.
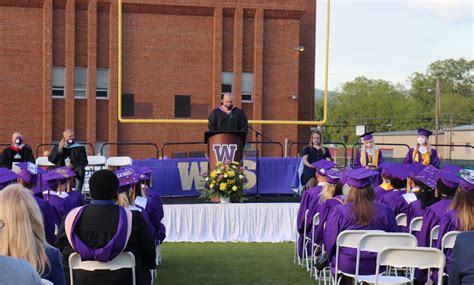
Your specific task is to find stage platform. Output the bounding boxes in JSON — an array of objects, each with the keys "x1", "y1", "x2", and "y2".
[
  {"x1": 162, "y1": 194, "x2": 301, "y2": 204},
  {"x1": 163, "y1": 202, "x2": 299, "y2": 243}
]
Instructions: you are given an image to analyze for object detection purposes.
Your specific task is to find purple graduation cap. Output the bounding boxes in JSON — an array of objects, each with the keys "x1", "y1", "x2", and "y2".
[
  {"x1": 360, "y1": 131, "x2": 374, "y2": 141},
  {"x1": 458, "y1": 168, "x2": 474, "y2": 192},
  {"x1": 0, "y1": 168, "x2": 19, "y2": 189},
  {"x1": 385, "y1": 164, "x2": 411, "y2": 181},
  {"x1": 418, "y1": 128, "x2": 433, "y2": 137},
  {"x1": 115, "y1": 168, "x2": 139, "y2": 193},
  {"x1": 326, "y1": 168, "x2": 342, "y2": 184},
  {"x1": 31, "y1": 170, "x2": 62, "y2": 195},
  {"x1": 345, "y1": 168, "x2": 379, "y2": 189},
  {"x1": 406, "y1": 162, "x2": 426, "y2": 178},
  {"x1": 310, "y1": 159, "x2": 337, "y2": 176},
  {"x1": 379, "y1": 162, "x2": 395, "y2": 179},
  {"x1": 436, "y1": 170, "x2": 461, "y2": 189},
  {"x1": 441, "y1": 164, "x2": 462, "y2": 174},
  {"x1": 12, "y1": 162, "x2": 46, "y2": 184},
  {"x1": 414, "y1": 165, "x2": 439, "y2": 189}
]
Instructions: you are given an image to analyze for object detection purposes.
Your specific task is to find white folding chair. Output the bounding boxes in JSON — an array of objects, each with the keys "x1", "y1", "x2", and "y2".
[
  {"x1": 83, "y1": 155, "x2": 107, "y2": 197},
  {"x1": 294, "y1": 209, "x2": 308, "y2": 266},
  {"x1": 69, "y1": 252, "x2": 136, "y2": 285},
  {"x1": 305, "y1": 212, "x2": 320, "y2": 273},
  {"x1": 441, "y1": 231, "x2": 460, "y2": 278},
  {"x1": 355, "y1": 232, "x2": 418, "y2": 284},
  {"x1": 302, "y1": 209, "x2": 310, "y2": 269},
  {"x1": 374, "y1": 246, "x2": 445, "y2": 285},
  {"x1": 409, "y1": 217, "x2": 423, "y2": 234},
  {"x1": 36, "y1": 156, "x2": 54, "y2": 167},
  {"x1": 106, "y1": 156, "x2": 133, "y2": 169},
  {"x1": 430, "y1": 225, "x2": 440, "y2": 247},
  {"x1": 334, "y1": 230, "x2": 383, "y2": 284},
  {"x1": 395, "y1": 213, "x2": 407, "y2": 227}
]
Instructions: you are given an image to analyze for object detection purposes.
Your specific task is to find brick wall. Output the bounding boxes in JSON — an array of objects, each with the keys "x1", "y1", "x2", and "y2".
[{"x1": 0, "y1": 0, "x2": 315, "y2": 158}]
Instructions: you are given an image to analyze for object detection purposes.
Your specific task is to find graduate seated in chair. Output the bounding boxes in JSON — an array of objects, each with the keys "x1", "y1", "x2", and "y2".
[
  {"x1": 56, "y1": 169, "x2": 156, "y2": 285},
  {"x1": 415, "y1": 169, "x2": 460, "y2": 284},
  {"x1": 404, "y1": 128, "x2": 440, "y2": 168},
  {"x1": 0, "y1": 132, "x2": 35, "y2": 169},
  {"x1": 353, "y1": 132, "x2": 384, "y2": 170},
  {"x1": 432, "y1": 168, "x2": 474, "y2": 285},
  {"x1": 323, "y1": 168, "x2": 399, "y2": 284},
  {"x1": 13, "y1": 162, "x2": 61, "y2": 245}
]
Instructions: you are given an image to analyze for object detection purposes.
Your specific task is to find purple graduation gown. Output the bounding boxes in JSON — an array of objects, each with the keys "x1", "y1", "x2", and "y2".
[
  {"x1": 353, "y1": 149, "x2": 384, "y2": 169},
  {"x1": 407, "y1": 199, "x2": 425, "y2": 240},
  {"x1": 296, "y1": 185, "x2": 323, "y2": 257},
  {"x1": 415, "y1": 197, "x2": 454, "y2": 282},
  {"x1": 403, "y1": 148, "x2": 440, "y2": 168},
  {"x1": 379, "y1": 190, "x2": 409, "y2": 217},
  {"x1": 34, "y1": 196, "x2": 61, "y2": 245},
  {"x1": 44, "y1": 191, "x2": 85, "y2": 217},
  {"x1": 374, "y1": 185, "x2": 393, "y2": 203},
  {"x1": 146, "y1": 190, "x2": 166, "y2": 243},
  {"x1": 431, "y1": 210, "x2": 460, "y2": 284},
  {"x1": 314, "y1": 195, "x2": 345, "y2": 245},
  {"x1": 323, "y1": 203, "x2": 399, "y2": 275}
]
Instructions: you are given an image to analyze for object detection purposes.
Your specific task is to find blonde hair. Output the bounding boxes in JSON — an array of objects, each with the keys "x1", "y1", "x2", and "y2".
[
  {"x1": 0, "y1": 184, "x2": 49, "y2": 275},
  {"x1": 117, "y1": 192, "x2": 130, "y2": 208},
  {"x1": 319, "y1": 183, "x2": 336, "y2": 204},
  {"x1": 451, "y1": 188, "x2": 474, "y2": 232},
  {"x1": 360, "y1": 138, "x2": 376, "y2": 166}
]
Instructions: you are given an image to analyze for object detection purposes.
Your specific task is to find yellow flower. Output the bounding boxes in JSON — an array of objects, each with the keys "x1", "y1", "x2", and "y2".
[
  {"x1": 232, "y1": 186, "x2": 238, "y2": 191},
  {"x1": 211, "y1": 171, "x2": 217, "y2": 178},
  {"x1": 205, "y1": 177, "x2": 209, "y2": 181},
  {"x1": 219, "y1": 183, "x2": 227, "y2": 191},
  {"x1": 210, "y1": 183, "x2": 215, "y2": 189},
  {"x1": 224, "y1": 174, "x2": 228, "y2": 178},
  {"x1": 228, "y1": 171, "x2": 235, "y2": 177},
  {"x1": 239, "y1": 175, "x2": 244, "y2": 179},
  {"x1": 216, "y1": 169, "x2": 222, "y2": 174}
]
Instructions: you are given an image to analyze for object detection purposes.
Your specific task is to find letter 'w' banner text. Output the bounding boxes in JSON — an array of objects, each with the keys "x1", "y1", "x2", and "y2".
[{"x1": 133, "y1": 157, "x2": 301, "y2": 196}]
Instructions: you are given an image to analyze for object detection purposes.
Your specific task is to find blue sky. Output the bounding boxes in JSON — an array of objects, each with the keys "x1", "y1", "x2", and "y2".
[{"x1": 314, "y1": 0, "x2": 473, "y2": 91}]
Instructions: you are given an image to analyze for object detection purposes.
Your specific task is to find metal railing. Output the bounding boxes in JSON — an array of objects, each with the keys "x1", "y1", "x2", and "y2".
[
  {"x1": 100, "y1": 142, "x2": 160, "y2": 158},
  {"x1": 246, "y1": 141, "x2": 284, "y2": 157},
  {"x1": 351, "y1": 142, "x2": 411, "y2": 167},
  {"x1": 161, "y1": 142, "x2": 206, "y2": 158},
  {"x1": 36, "y1": 143, "x2": 95, "y2": 158},
  {"x1": 288, "y1": 141, "x2": 348, "y2": 166}
]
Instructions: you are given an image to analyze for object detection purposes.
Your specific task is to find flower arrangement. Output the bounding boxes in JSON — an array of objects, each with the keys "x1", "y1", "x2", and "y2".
[{"x1": 200, "y1": 161, "x2": 246, "y2": 202}]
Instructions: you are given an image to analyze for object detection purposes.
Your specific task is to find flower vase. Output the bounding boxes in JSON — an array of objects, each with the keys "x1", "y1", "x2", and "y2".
[{"x1": 220, "y1": 196, "x2": 230, "y2": 204}]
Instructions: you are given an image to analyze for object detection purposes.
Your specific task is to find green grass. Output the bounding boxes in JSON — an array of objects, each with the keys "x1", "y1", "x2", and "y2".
[{"x1": 154, "y1": 242, "x2": 316, "y2": 285}]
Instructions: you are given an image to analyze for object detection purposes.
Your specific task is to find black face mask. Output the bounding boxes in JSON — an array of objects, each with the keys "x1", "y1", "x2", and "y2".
[
  {"x1": 67, "y1": 139, "x2": 75, "y2": 145},
  {"x1": 225, "y1": 105, "x2": 233, "y2": 111}
]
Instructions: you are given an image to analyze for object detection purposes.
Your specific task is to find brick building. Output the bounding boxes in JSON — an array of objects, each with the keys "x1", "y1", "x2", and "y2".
[{"x1": 0, "y1": 0, "x2": 315, "y2": 159}]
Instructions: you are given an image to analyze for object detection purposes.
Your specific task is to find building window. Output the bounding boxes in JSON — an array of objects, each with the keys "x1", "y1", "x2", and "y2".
[
  {"x1": 75, "y1": 67, "x2": 87, "y2": 98},
  {"x1": 221, "y1": 72, "x2": 233, "y2": 98},
  {"x1": 52, "y1": 66, "x2": 65, "y2": 98},
  {"x1": 175, "y1": 95, "x2": 191, "y2": 118},
  {"x1": 242, "y1": 72, "x2": 253, "y2": 103},
  {"x1": 96, "y1": 68, "x2": 109, "y2": 99}
]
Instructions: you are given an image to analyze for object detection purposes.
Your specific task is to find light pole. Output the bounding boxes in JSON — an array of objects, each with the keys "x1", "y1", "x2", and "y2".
[{"x1": 432, "y1": 70, "x2": 442, "y2": 149}]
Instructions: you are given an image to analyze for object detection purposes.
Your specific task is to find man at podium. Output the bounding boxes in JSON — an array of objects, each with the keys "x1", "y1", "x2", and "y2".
[{"x1": 208, "y1": 93, "x2": 248, "y2": 140}]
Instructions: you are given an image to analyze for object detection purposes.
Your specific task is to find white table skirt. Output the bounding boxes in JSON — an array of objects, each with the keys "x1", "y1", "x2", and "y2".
[{"x1": 163, "y1": 203, "x2": 299, "y2": 242}]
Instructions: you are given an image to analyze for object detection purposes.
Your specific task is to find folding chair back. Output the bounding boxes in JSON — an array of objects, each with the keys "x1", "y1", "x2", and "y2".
[
  {"x1": 409, "y1": 217, "x2": 423, "y2": 234},
  {"x1": 106, "y1": 156, "x2": 132, "y2": 169},
  {"x1": 355, "y1": 232, "x2": 417, "y2": 281},
  {"x1": 68, "y1": 252, "x2": 136, "y2": 285},
  {"x1": 375, "y1": 246, "x2": 445, "y2": 285},
  {"x1": 430, "y1": 225, "x2": 440, "y2": 247},
  {"x1": 441, "y1": 231, "x2": 460, "y2": 251},
  {"x1": 396, "y1": 213, "x2": 408, "y2": 227}
]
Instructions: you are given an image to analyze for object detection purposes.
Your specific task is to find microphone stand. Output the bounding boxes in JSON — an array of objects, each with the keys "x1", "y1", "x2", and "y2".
[{"x1": 235, "y1": 116, "x2": 275, "y2": 203}]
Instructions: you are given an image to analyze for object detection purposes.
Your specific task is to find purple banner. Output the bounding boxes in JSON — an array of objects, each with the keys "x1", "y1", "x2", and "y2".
[{"x1": 133, "y1": 157, "x2": 301, "y2": 196}]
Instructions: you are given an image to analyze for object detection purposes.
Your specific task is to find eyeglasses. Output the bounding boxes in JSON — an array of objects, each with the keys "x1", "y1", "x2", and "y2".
[{"x1": 0, "y1": 220, "x2": 4, "y2": 229}]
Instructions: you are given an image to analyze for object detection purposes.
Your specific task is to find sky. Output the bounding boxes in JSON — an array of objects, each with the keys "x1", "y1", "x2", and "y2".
[{"x1": 314, "y1": 0, "x2": 473, "y2": 91}]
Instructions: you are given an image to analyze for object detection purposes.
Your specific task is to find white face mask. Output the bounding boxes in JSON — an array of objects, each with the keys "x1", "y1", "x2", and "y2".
[
  {"x1": 418, "y1": 137, "x2": 427, "y2": 145},
  {"x1": 366, "y1": 148, "x2": 373, "y2": 155}
]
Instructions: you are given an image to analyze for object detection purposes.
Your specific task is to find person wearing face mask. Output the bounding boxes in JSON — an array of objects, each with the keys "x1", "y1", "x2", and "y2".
[
  {"x1": 1, "y1": 132, "x2": 35, "y2": 169},
  {"x1": 353, "y1": 131, "x2": 384, "y2": 170},
  {"x1": 208, "y1": 93, "x2": 248, "y2": 140},
  {"x1": 48, "y1": 129, "x2": 88, "y2": 192},
  {"x1": 300, "y1": 130, "x2": 332, "y2": 188},
  {"x1": 404, "y1": 128, "x2": 440, "y2": 168}
]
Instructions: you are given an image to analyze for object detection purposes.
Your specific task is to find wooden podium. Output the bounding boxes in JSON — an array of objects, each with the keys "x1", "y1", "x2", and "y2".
[{"x1": 204, "y1": 131, "x2": 246, "y2": 171}]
